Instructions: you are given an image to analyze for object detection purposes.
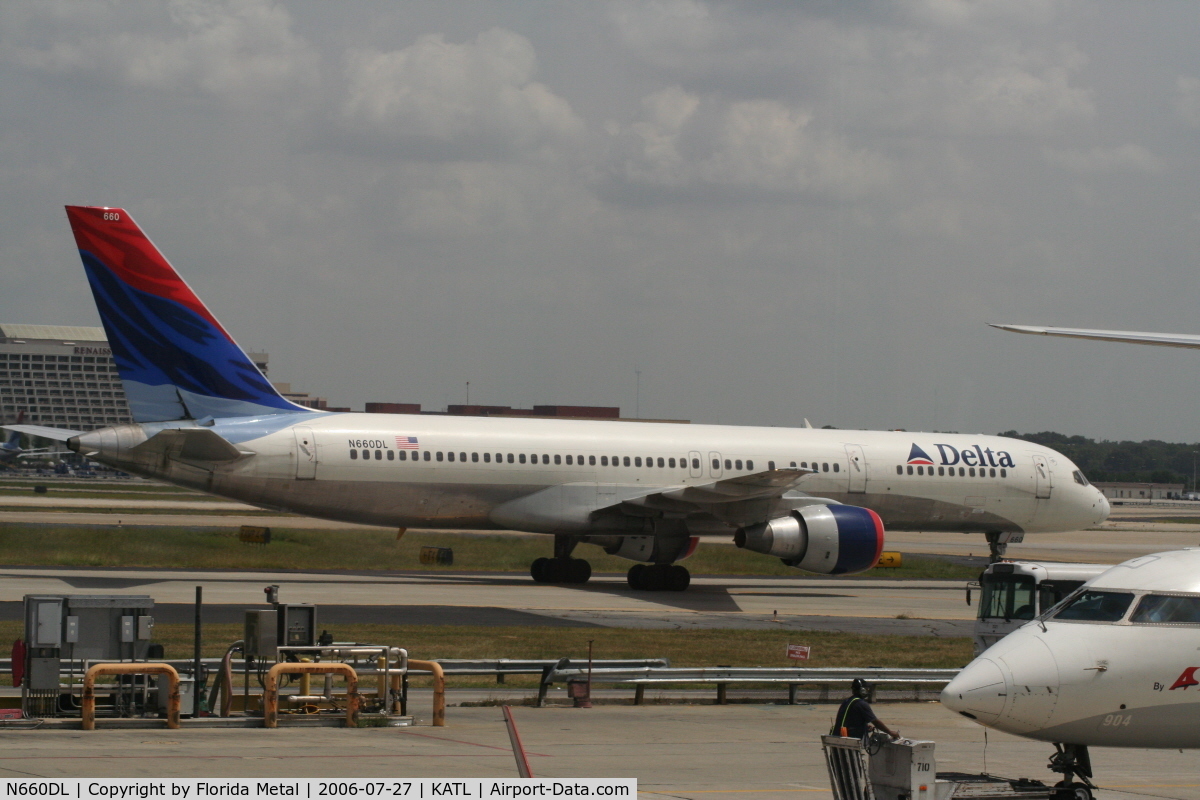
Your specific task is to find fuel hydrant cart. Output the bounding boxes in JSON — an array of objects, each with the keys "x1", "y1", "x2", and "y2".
[{"x1": 821, "y1": 734, "x2": 1054, "y2": 800}]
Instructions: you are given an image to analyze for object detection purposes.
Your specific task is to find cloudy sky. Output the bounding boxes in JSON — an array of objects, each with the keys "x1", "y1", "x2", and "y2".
[{"x1": 2, "y1": 1, "x2": 1199, "y2": 442}]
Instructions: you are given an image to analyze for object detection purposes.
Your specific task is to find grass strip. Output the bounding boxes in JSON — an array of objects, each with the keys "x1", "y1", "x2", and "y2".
[{"x1": 0, "y1": 523, "x2": 978, "y2": 579}]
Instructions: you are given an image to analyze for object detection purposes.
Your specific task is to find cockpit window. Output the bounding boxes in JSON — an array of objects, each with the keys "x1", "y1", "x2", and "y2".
[
  {"x1": 1131, "y1": 594, "x2": 1200, "y2": 624},
  {"x1": 1054, "y1": 590, "x2": 1133, "y2": 622},
  {"x1": 1072, "y1": 470, "x2": 1089, "y2": 486}
]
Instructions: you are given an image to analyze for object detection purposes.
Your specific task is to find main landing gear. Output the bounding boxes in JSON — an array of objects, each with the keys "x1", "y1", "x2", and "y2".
[
  {"x1": 530, "y1": 535, "x2": 592, "y2": 585},
  {"x1": 627, "y1": 563, "x2": 690, "y2": 592},
  {"x1": 1048, "y1": 744, "x2": 1095, "y2": 800}
]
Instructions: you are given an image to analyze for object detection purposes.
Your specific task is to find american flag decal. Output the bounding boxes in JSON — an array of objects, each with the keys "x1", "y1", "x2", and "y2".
[{"x1": 395, "y1": 436, "x2": 419, "y2": 449}]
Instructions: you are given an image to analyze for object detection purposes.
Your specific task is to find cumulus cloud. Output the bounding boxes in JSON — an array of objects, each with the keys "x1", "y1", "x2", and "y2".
[
  {"x1": 940, "y1": 46, "x2": 1095, "y2": 133},
  {"x1": 339, "y1": 28, "x2": 583, "y2": 160},
  {"x1": 1042, "y1": 144, "x2": 1163, "y2": 174},
  {"x1": 5, "y1": 0, "x2": 318, "y2": 102},
  {"x1": 605, "y1": 87, "x2": 889, "y2": 200}
]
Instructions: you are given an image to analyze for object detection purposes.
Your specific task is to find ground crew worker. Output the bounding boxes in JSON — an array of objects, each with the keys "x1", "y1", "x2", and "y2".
[{"x1": 831, "y1": 678, "x2": 900, "y2": 739}]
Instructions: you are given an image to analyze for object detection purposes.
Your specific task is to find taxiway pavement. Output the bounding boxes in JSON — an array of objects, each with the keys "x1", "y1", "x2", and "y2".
[
  {"x1": 0, "y1": 565, "x2": 976, "y2": 634},
  {"x1": 0, "y1": 703, "x2": 1193, "y2": 799}
]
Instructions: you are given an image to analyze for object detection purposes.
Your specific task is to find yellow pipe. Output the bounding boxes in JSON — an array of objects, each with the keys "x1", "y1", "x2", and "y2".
[
  {"x1": 263, "y1": 663, "x2": 358, "y2": 729},
  {"x1": 407, "y1": 659, "x2": 445, "y2": 727},
  {"x1": 82, "y1": 663, "x2": 180, "y2": 731}
]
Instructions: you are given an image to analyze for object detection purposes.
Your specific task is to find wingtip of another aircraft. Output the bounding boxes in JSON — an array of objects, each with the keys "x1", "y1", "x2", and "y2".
[{"x1": 987, "y1": 323, "x2": 1047, "y2": 335}]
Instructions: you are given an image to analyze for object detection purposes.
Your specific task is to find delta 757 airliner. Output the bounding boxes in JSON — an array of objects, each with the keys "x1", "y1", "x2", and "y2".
[{"x1": 4, "y1": 207, "x2": 1109, "y2": 592}]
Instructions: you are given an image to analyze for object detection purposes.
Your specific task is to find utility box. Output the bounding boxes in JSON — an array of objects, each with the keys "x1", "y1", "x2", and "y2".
[
  {"x1": 244, "y1": 610, "x2": 278, "y2": 659},
  {"x1": 21, "y1": 594, "x2": 156, "y2": 718},
  {"x1": 244, "y1": 605, "x2": 317, "y2": 659},
  {"x1": 23, "y1": 595, "x2": 155, "y2": 662},
  {"x1": 277, "y1": 604, "x2": 316, "y2": 650},
  {"x1": 156, "y1": 676, "x2": 196, "y2": 716}
]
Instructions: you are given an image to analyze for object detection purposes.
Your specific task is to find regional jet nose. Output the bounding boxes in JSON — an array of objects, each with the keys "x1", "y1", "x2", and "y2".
[{"x1": 941, "y1": 658, "x2": 1008, "y2": 726}]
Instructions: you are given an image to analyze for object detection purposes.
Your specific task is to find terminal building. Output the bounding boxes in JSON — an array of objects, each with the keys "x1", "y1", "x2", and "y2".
[
  {"x1": 0, "y1": 324, "x2": 133, "y2": 431},
  {"x1": 1094, "y1": 481, "x2": 1185, "y2": 501}
]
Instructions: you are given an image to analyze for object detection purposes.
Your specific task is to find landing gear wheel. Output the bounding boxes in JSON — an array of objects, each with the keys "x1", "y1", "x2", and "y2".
[
  {"x1": 666, "y1": 565, "x2": 690, "y2": 592},
  {"x1": 568, "y1": 558, "x2": 592, "y2": 584},
  {"x1": 1053, "y1": 783, "x2": 1092, "y2": 800},
  {"x1": 531, "y1": 557, "x2": 551, "y2": 583},
  {"x1": 628, "y1": 564, "x2": 689, "y2": 591},
  {"x1": 627, "y1": 563, "x2": 647, "y2": 590},
  {"x1": 642, "y1": 564, "x2": 667, "y2": 591},
  {"x1": 1048, "y1": 743, "x2": 1094, "y2": 799}
]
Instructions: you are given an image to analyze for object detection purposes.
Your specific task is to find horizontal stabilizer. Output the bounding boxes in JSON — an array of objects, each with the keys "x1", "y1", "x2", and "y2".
[
  {"x1": 989, "y1": 323, "x2": 1200, "y2": 350},
  {"x1": 0, "y1": 424, "x2": 81, "y2": 442},
  {"x1": 128, "y1": 428, "x2": 248, "y2": 464}
]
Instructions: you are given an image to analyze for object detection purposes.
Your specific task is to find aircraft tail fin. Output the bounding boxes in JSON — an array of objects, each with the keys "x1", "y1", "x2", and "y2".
[{"x1": 65, "y1": 206, "x2": 312, "y2": 423}]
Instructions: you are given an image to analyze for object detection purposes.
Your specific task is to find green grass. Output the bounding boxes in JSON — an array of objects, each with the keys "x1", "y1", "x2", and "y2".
[{"x1": 0, "y1": 523, "x2": 976, "y2": 579}]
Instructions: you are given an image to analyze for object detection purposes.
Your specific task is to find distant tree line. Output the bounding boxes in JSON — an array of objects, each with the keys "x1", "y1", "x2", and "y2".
[{"x1": 999, "y1": 431, "x2": 1200, "y2": 488}]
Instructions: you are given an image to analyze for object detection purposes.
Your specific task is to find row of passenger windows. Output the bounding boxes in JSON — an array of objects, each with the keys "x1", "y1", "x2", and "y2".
[
  {"x1": 350, "y1": 450, "x2": 702, "y2": 468},
  {"x1": 897, "y1": 464, "x2": 1006, "y2": 478},
  {"x1": 346, "y1": 450, "x2": 846, "y2": 474}
]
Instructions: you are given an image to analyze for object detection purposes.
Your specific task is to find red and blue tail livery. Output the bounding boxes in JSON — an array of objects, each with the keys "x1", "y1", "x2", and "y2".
[{"x1": 66, "y1": 206, "x2": 311, "y2": 422}]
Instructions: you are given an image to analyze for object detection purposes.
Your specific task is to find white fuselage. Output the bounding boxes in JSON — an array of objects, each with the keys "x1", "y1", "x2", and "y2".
[
  {"x1": 75, "y1": 412, "x2": 1108, "y2": 538},
  {"x1": 943, "y1": 549, "x2": 1200, "y2": 749}
]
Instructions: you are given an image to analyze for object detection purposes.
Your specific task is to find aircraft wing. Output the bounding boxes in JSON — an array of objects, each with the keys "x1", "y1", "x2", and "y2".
[
  {"x1": 0, "y1": 424, "x2": 81, "y2": 441},
  {"x1": 615, "y1": 467, "x2": 831, "y2": 521},
  {"x1": 490, "y1": 467, "x2": 829, "y2": 532},
  {"x1": 989, "y1": 324, "x2": 1200, "y2": 350}
]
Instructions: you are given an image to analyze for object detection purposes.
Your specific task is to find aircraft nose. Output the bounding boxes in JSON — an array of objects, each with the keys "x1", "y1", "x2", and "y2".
[
  {"x1": 941, "y1": 658, "x2": 1008, "y2": 725},
  {"x1": 1096, "y1": 491, "x2": 1111, "y2": 523}
]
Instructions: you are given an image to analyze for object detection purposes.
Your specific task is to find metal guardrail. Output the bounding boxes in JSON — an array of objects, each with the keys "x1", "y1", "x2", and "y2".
[
  {"x1": 537, "y1": 666, "x2": 960, "y2": 706},
  {"x1": 431, "y1": 658, "x2": 669, "y2": 681}
]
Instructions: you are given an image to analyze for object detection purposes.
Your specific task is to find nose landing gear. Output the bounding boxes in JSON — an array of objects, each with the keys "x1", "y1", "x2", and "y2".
[
  {"x1": 626, "y1": 563, "x2": 690, "y2": 592},
  {"x1": 1048, "y1": 744, "x2": 1095, "y2": 800}
]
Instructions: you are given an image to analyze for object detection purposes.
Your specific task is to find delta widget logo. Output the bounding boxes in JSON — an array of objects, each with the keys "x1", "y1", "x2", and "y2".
[{"x1": 907, "y1": 444, "x2": 935, "y2": 465}]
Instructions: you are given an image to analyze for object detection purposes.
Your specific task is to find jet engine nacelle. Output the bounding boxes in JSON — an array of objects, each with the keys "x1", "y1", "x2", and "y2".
[{"x1": 734, "y1": 504, "x2": 884, "y2": 575}]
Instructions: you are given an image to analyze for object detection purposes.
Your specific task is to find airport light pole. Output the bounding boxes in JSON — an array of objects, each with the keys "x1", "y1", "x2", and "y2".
[
  {"x1": 1193, "y1": 451, "x2": 1197, "y2": 495},
  {"x1": 635, "y1": 369, "x2": 641, "y2": 419}
]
